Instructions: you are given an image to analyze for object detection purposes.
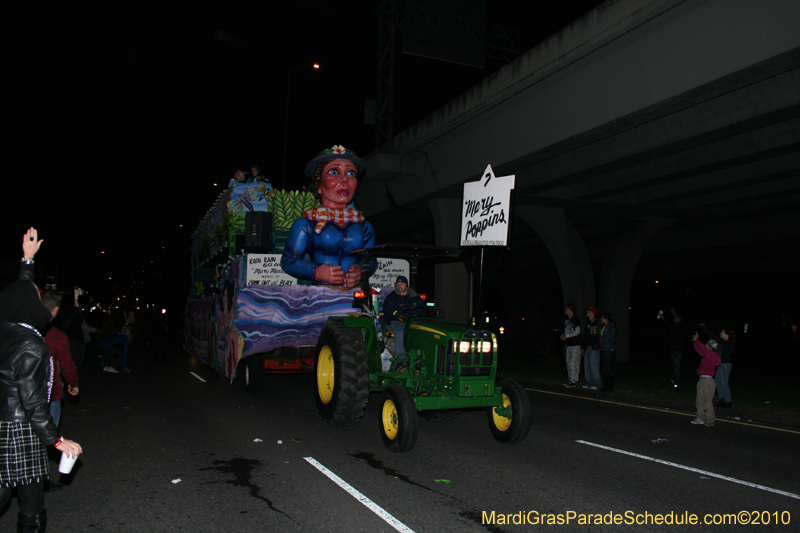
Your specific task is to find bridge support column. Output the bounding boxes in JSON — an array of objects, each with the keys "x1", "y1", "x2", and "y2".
[
  {"x1": 429, "y1": 198, "x2": 471, "y2": 324},
  {"x1": 599, "y1": 218, "x2": 674, "y2": 363},
  {"x1": 516, "y1": 206, "x2": 596, "y2": 318}
]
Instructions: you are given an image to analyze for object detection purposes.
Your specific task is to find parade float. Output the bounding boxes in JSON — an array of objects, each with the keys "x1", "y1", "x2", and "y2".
[
  {"x1": 184, "y1": 146, "x2": 408, "y2": 391},
  {"x1": 185, "y1": 149, "x2": 531, "y2": 453}
]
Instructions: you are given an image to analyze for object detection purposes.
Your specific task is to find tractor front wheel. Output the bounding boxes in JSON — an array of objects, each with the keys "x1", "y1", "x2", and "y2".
[
  {"x1": 487, "y1": 379, "x2": 531, "y2": 444},
  {"x1": 313, "y1": 322, "x2": 369, "y2": 426},
  {"x1": 379, "y1": 384, "x2": 418, "y2": 453}
]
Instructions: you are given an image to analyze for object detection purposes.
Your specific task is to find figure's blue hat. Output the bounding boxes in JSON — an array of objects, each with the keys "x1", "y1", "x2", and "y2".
[{"x1": 304, "y1": 145, "x2": 366, "y2": 177}]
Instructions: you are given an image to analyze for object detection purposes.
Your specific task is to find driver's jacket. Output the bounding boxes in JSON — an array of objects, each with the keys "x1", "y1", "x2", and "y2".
[{"x1": 383, "y1": 288, "x2": 425, "y2": 324}]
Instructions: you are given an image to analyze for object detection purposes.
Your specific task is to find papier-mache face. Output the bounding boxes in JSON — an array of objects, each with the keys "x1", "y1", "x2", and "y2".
[{"x1": 318, "y1": 158, "x2": 358, "y2": 208}]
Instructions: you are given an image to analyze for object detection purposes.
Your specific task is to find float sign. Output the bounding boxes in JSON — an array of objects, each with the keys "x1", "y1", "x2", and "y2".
[
  {"x1": 246, "y1": 254, "x2": 297, "y2": 286},
  {"x1": 246, "y1": 254, "x2": 408, "y2": 288},
  {"x1": 372, "y1": 258, "x2": 410, "y2": 287},
  {"x1": 460, "y1": 164, "x2": 515, "y2": 246}
]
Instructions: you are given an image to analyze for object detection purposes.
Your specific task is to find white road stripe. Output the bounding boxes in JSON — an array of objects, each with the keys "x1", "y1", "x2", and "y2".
[
  {"x1": 189, "y1": 372, "x2": 207, "y2": 382},
  {"x1": 577, "y1": 440, "x2": 799, "y2": 500},
  {"x1": 304, "y1": 456, "x2": 416, "y2": 533},
  {"x1": 527, "y1": 388, "x2": 800, "y2": 434}
]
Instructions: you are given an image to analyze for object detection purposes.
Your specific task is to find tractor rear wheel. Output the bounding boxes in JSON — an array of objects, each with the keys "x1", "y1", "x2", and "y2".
[
  {"x1": 313, "y1": 322, "x2": 369, "y2": 426},
  {"x1": 379, "y1": 384, "x2": 418, "y2": 453},
  {"x1": 487, "y1": 379, "x2": 531, "y2": 444}
]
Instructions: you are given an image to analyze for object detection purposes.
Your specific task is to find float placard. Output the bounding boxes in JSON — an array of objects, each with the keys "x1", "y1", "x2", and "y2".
[
  {"x1": 371, "y1": 258, "x2": 410, "y2": 287},
  {"x1": 246, "y1": 254, "x2": 297, "y2": 286}
]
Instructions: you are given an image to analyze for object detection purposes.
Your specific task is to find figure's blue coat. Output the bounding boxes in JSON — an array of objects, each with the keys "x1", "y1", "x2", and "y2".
[{"x1": 280, "y1": 218, "x2": 377, "y2": 283}]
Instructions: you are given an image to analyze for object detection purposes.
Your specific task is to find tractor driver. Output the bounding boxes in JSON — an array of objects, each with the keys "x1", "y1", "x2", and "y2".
[{"x1": 382, "y1": 275, "x2": 425, "y2": 355}]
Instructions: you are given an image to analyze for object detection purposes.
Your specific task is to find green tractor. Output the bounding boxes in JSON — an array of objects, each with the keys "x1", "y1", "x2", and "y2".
[{"x1": 312, "y1": 244, "x2": 531, "y2": 452}]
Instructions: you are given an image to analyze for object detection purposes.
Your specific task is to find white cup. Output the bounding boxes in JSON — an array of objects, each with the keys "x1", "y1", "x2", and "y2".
[{"x1": 58, "y1": 451, "x2": 78, "y2": 474}]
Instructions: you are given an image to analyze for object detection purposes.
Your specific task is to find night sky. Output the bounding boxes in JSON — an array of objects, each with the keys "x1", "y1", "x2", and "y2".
[{"x1": 6, "y1": 0, "x2": 605, "y2": 308}]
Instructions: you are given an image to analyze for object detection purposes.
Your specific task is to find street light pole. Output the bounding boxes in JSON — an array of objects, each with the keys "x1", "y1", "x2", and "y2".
[{"x1": 282, "y1": 62, "x2": 320, "y2": 190}]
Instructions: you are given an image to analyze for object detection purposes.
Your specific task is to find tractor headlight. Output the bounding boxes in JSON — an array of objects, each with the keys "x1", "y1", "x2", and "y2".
[
  {"x1": 479, "y1": 340, "x2": 492, "y2": 353},
  {"x1": 459, "y1": 341, "x2": 472, "y2": 353}
]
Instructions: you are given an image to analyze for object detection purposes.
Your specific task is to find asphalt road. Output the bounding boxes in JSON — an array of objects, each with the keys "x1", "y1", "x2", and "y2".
[{"x1": 1, "y1": 340, "x2": 797, "y2": 532}]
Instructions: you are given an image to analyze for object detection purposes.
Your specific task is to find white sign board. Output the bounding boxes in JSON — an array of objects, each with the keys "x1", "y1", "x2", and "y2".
[
  {"x1": 246, "y1": 254, "x2": 409, "y2": 288},
  {"x1": 372, "y1": 258, "x2": 410, "y2": 287},
  {"x1": 460, "y1": 164, "x2": 515, "y2": 246},
  {"x1": 246, "y1": 254, "x2": 297, "y2": 287}
]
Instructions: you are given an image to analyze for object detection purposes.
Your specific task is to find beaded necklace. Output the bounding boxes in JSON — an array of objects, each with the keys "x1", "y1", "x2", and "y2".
[{"x1": 18, "y1": 322, "x2": 54, "y2": 402}]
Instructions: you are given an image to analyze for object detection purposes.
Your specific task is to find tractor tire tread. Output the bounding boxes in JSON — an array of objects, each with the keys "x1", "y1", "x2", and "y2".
[{"x1": 316, "y1": 322, "x2": 369, "y2": 427}]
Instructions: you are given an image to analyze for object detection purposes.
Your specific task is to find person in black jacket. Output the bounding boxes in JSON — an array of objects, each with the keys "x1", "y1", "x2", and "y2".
[
  {"x1": 0, "y1": 228, "x2": 82, "y2": 532},
  {"x1": 581, "y1": 307, "x2": 602, "y2": 390},
  {"x1": 382, "y1": 276, "x2": 426, "y2": 356},
  {"x1": 659, "y1": 308, "x2": 686, "y2": 388}
]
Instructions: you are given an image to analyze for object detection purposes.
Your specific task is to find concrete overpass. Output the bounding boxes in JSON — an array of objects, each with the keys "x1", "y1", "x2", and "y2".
[{"x1": 356, "y1": 0, "x2": 800, "y2": 362}]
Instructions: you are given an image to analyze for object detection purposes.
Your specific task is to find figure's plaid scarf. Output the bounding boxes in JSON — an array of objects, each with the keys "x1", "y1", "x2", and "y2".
[{"x1": 304, "y1": 207, "x2": 364, "y2": 234}]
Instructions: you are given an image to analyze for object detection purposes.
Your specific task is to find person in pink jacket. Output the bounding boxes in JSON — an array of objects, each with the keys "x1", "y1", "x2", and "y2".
[{"x1": 690, "y1": 332, "x2": 722, "y2": 427}]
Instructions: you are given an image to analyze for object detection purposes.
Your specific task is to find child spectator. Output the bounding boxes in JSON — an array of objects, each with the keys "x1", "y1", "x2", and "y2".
[{"x1": 690, "y1": 332, "x2": 722, "y2": 427}]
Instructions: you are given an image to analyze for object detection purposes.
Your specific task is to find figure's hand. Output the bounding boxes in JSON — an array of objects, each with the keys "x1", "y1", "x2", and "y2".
[
  {"x1": 344, "y1": 264, "x2": 363, "y2": 290},
  {"x1": 699, "y1": 323, "x2": 705, "y2": 327},
  {"x1": 559, "y1": 334, "x2": 566, "y2": 341},
  {"x1": 55, "y1": 438, "x2": 82, "y2": 458},
  {"x1": 581, "y1": 348, "x2": 585, "y2": 357},
  {"x1": 67, "y1": 385, "x2": 79, "y2": 396},
  {"x1": 314, "y1": 264, "x2": 345, "y2": 285},
  {"x1": 22, "y1": 227, "x2": 43, "y2": 260},
  {"x1": 692, "y1": 332, "x2": 699, "y2": 341}
]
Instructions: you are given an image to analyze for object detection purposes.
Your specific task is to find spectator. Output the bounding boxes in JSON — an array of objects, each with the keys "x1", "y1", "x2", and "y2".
[
  {"x1": 582, "y1": 307, "x2": 601, "y2": 390},
  {"x1": 81, "y1": 306, "x2": 100, "y2": 370},
  {"x1": 58, "y1": 295, "x2": 88, "y2": 377},
  {"x1": 659, "y1": 307, "x2": 686, "y2": 388},
  {"x1": 40, "y1": 291, "x2": 80, "y2": 494},
  {"x1": 96, "y1": 311, "x2": 128, "y2": 373},
  {"x1": 560, "y1": 304, "x2": 582, "y2": 388},
  {"x1": 40, "y1": 291, "x2": 80, "y2": 428},
  {"x1": 382, "y1": 275, "x2": 426, "y2": 356},
  {"x1": 124, "y1": 310, "x2": 136, "y2": 346},
  {"x1": 690, "y1": 332, "x2": 722, "y2": 427},
  {"x1": 0, "y1": 227, "x2": 82, "y2": 531},
  {"x1": 700, "y1": 323, "x2": 736, "y2": 408},
  {"x1": 599, "y1": 313, "x2": 617, "y2": 391}
]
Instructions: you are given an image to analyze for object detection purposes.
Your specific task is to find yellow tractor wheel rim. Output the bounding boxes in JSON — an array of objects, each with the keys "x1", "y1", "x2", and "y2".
[
  {"x1": 382, "y1": 398, "x2": 399, "y2": 440},
  {"x1": 492, "y1": 393, "x2": 512, "y2": 431},
  {"x1": 317, "y1": 346, "x2": 334, "y2": 404}
]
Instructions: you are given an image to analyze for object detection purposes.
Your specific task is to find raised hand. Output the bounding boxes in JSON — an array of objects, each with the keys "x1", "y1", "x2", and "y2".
[{"x1": 22, "y1": 227, "x2": 43, "y2": 260}]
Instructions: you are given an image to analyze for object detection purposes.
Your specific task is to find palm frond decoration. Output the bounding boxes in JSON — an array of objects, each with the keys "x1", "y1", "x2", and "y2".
[{"x1": 268, "y1": 190, "x2": 320, "y2": 231}]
